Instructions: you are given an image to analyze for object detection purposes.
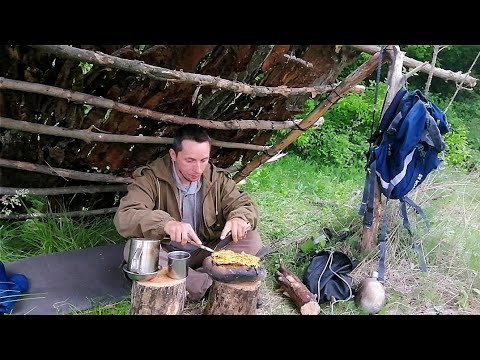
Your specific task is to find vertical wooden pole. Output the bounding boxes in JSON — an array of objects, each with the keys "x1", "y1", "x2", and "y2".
[{"x1": 361, "y1": 45, "x2": 405, "y2": 252}]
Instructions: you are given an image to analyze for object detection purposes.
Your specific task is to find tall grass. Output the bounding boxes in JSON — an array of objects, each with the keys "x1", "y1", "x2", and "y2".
[{"x1": 0, "y1": 215, "x2": 124, "y2": 263}]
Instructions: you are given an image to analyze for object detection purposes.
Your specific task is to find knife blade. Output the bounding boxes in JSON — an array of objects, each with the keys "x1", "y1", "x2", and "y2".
[
  {"x1": 161, "y1": 236, "x2": 215, "y2": 253},
  {"x1": 187, "y1": 239, "x2": 215, "y2": 253}
]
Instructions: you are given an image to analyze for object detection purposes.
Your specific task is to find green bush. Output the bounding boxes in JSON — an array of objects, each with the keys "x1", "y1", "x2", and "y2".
[
  {"x1": 280, "y1": 82, "x2": 478, "y2": 171},
  {"x1": 276, "y1": 82, "x2": 387, "y2": 168},
  {"x1": 428, "y1": 94, "x2": 477, "y2": 168}
]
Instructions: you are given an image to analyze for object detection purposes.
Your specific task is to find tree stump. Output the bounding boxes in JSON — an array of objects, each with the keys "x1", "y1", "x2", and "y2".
[
  {"x1": 130, "y1": 268, "x2": 186, "y2": 315},
  {"x1": 203, "y1": 280, "x2": 261, "y2": 315}
]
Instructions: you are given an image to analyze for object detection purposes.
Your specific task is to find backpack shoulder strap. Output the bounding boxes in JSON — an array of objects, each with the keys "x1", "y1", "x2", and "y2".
[{"x1": 400, "y1": 196, "x2": 429, "y2": 272}]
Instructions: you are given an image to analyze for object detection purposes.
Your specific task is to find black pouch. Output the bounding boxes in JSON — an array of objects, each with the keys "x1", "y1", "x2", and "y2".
[{"x1": 303, "y1": 250, "x2": 357, "y2": 303}]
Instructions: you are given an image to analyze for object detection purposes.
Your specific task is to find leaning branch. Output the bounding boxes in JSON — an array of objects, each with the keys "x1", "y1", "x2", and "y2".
[
  {"x1": 30, "y1": 45, "x2": 365, "y2": 98},
  {"x1": 0, "y1": 158, "x2": 132, "y2": 183},
  {"x1": 0, "y1": 207, "x2": 118, "y2": 220},
  {"x1": 0, "y1": 77, "x2": 331, "y2": 131},
  {"x1": 233, "y1": 52, "x2": 383, "y2": 182},
  {"x1": 348, "y1": 45, "x2": 478, "y2": 88},
  {"x1": 0, "y1": 117, "x2": 269, "y2": 152},
  {"x1": 0, "y1": 185, "x2": 127, "y2": 196}
]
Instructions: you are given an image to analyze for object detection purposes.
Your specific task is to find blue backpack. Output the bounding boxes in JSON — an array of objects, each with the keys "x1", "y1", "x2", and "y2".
[{"x1": 359, "y1": 87, "x2": 450, "y2": 281}]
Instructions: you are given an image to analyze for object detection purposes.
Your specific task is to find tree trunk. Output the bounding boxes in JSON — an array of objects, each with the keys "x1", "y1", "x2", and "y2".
[
  {"x1": 130, "y1": 269, "x2": 187, "y2": 315},
  {"x1": 203, "y1": 280, "x2": 261, "y2": 315}
]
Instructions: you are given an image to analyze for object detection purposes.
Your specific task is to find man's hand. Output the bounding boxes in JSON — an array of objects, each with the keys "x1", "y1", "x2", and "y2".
[
  {"x1": 220, "y1": 218, "x2": 251, "y2": 243},
  {"x1": 164, "y1": 220, "x2": 202, "y2": 246}
]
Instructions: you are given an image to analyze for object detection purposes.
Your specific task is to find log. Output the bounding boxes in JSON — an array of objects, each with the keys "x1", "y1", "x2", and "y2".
[
  {"x1": 348, "y1": 45, "x2": 478, "y2": 88},
  {"x1": 276, "y1": 264, "x2": 320, "y2": 315},
  {"x1": 0, "y1": 158, "x2": 132, "y2": 183},
  {"x1": 234, "y1": 51, "x2": 384, "y2": 182},
  {"x1": 0, "y1": 117, "x2": 268, "y2": 152},
  {"x1": 130, "y1": 268, "x2": 187, "y2": 315},
  {"x1": 203, "y1": 279, "x2": 261, "y2": 315},
  {"x1": 0, "y1": 77, "x2": 353, "y2": 130},
  {"x1": 30, "y1": 45, "x2": 364, "y2": 98}
]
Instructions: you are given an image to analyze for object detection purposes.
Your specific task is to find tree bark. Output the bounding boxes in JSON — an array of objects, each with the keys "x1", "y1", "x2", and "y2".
[
  {"x1": 30, "y1": 45, "x2": 364, "y2": 98},
  {"x1": 130, "y1": 269, "x2": 187, "y2": 315},
  {"x1": 348, "y1": 45, "x2": 477, "y2": 88},
  {"x1": 276, "y1": 264, "x2": 320, "y2": 315},
  {"x1": 0, "y1": 158, "x2": 132, "y2": 183},
  {"x1": 203, "y1": 280, "x2": 261, "y2": 315},
  {"x1": 0, "y1": 117, "x2": 268, "y2": 152},
  {"x1": 234, "y1": 51, "x2": 384, "y2": 182},
  {"x1": 0, "y1": 77, "x2": 362, "y2": 131},
  {"x1": 361, "y1": 46, "x2": 405, "y2": 253}
]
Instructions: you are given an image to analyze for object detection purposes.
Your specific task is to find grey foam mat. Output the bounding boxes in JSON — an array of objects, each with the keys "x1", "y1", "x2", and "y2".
[{"x1": 4, "y1": 243, "x2": 132, "y2": 315}]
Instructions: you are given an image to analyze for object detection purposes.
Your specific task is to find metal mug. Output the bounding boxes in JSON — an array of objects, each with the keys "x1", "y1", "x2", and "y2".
[
  {"x1": 127, "y1": 238, "x2": 161, "y2": 274},
  {"x1": 167, "y1": 251, "x2": 191, "y2": 279}
]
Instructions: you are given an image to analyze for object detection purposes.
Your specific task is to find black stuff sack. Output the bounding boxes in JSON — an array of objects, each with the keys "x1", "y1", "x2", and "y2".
[{"x1": 303, "y1": 250, "x2": 357, "y2": 304}]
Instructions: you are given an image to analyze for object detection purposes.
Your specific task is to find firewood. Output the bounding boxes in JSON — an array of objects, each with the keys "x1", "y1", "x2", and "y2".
[
  {"x1": 204, "y1": 279, "x2": 261, "y2": 315},
  {"x1": 276, "y1": 264, "x2": 320, "y2": 315},
  {"x1": 130, "y1": 268, "x2": 186, "y2": 315}
]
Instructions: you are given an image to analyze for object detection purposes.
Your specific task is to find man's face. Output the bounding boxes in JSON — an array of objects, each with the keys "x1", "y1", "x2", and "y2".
[{"x1": 169, "y1": 139, "x2": 210, "y2": 185}]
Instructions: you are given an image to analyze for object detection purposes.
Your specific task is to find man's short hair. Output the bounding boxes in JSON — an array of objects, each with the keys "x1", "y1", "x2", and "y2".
[{"x1": 172, "y1": 124, "x2": 211, "y2": 153}]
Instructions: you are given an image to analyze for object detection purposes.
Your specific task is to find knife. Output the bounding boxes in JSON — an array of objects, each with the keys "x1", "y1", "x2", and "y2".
[
  {"x1": 161, "y1": 236, "x2": 214, "y2": 253},
  {"x1": 187, "y1": 239, "x2": 215, "y2": 253}
]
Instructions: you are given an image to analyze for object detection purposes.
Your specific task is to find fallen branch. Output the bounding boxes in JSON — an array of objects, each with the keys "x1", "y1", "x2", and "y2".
[
  {"x1": 30, "y1": 45, "x2": 365, "y2": 98},
  {"x1": 0, "y1": 158, "x2": 132, "y2": 184},
  {"x1": 0, "y1": 117, "x2": 269, "y2": 152},
  {"x1": 348, "y1": 45, "x2": 478, "y2": 87},
  {"x1": 0, "y1": 185, "x2": 127, "y2": 196},
  {"x1": 276, "y1": 264, "x2": 320, "y2": 315},
  {"x1": 0, "y1": 77, "x2": 333, "y2": 131},
  {"x1": 0, "y1": 207, "x2": 118, "y2": 220},
  {"x1": 234, "y1": 51, "x2": 384, "y2": 182}
]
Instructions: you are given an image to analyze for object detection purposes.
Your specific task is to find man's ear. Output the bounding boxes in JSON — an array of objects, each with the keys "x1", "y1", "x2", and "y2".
[{"x1": 169, "y1": 148, "x2": 176, "y2": 161}]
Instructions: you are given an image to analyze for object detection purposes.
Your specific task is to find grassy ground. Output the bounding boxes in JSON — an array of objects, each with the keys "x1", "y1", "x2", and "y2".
[{"x1": 2, "y1": 155, "x2": 479, "y2": 315}]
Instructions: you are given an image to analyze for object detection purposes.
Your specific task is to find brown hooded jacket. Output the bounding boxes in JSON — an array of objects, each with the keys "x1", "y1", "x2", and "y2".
[{"x1": 113, "y1": 154, "x2": 259, "y2": 241}]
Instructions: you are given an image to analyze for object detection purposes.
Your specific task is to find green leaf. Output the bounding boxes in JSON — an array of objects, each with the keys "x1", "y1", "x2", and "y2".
[{"x1": 300, "y1": 238, "x2": 317, "y2": 253}]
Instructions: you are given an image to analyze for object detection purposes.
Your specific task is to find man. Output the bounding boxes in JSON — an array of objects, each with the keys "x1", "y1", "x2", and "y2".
[{"x1": 114, "y1": 124, "x2": 263, "y2": 300}]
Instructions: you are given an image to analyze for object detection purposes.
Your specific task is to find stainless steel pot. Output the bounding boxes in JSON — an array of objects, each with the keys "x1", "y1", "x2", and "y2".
[{"x1": 127, "y1": 238, "x2": 161, "y2": 274}]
